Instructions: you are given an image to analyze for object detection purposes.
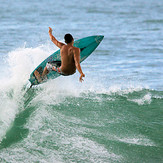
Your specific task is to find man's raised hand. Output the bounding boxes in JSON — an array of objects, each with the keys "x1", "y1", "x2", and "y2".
[{"x1": 49, "y1": 27, "x2": 53, "y2": 33}]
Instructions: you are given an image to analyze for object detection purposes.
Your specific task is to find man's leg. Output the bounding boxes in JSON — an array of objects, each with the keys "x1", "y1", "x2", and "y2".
[
  {"x1": 42, "y1": 66, "x2": 49, "y2": 79},
  {"x1": 34, "y1": 61, "x2": 61, "y2": 83},
  {"x1": 34, "y1": 70, "x2": 42, "y2": 83},
  {"x1": 34, "y1": 66, "x2": 49, "y2": 83}
]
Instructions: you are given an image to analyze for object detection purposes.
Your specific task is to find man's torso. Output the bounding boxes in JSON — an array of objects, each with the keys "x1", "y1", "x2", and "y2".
[{"x1": 60, "y1": 45, "x2": 76, "y2": 75}]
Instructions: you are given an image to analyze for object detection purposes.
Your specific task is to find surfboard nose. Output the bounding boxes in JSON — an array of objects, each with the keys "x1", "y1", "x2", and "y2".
[{"x1": 95, "y1": 35, "x2": 104, "y2": 44}]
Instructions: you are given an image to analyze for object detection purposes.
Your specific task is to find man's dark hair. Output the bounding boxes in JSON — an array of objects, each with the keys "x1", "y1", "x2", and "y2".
[{"x1": 64, "y1": 33, "x2": 74, "y2": 44}]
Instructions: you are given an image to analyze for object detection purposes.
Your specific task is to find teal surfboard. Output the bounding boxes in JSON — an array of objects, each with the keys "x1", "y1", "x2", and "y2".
[{"x1": 29, "y1": 35, "x2": 104, "y2": 86}]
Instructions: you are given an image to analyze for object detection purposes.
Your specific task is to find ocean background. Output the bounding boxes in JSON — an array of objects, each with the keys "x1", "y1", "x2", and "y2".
[{"x1": 0, "y1": 0, "x2": 163, "y2": 162}]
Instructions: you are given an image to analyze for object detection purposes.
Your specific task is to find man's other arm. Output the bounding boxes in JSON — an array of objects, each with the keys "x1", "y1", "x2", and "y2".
[{"x1": 73, "y1": 48, "x2": 85, "y2": 82}]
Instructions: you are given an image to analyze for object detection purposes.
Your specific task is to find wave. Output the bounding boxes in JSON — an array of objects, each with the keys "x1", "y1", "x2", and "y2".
[
  {"x1": 0, "y1": 45, "x2": 162, "y2": 162},
  {"x1": 0, "y1": 76, "x2": 162, "y2": 148}
]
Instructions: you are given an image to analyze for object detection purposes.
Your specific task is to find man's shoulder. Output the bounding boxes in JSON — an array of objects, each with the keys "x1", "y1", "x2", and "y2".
[
  {"x1": 72, "y1": 47, "x2": 80, "y2": 52},
  {"x1": 61, "y1": 44, "x2": 66, "y2": 48}
]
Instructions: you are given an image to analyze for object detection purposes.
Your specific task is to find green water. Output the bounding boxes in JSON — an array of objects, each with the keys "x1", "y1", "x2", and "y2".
[{"x1": 0, "y1": 84, "x2": 162, "y2": 162}]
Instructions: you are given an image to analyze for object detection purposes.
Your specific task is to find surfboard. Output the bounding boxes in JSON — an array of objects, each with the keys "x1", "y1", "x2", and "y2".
[{"x1": 29, "y1": 35, "x2": 104, "y2": 86}]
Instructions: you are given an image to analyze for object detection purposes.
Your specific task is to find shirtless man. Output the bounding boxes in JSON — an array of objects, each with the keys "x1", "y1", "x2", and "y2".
[{"x1": 34, "y1": 27, "x2": 85, "y2": 83}]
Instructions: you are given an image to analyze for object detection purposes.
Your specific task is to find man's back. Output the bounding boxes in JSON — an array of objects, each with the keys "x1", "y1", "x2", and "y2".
[
  {"x1": 48, "y1": 27, "x2": 85, "y2": 82},
  {"x1": 60, "y1": 45, "x2": 77, "y2": 75}
]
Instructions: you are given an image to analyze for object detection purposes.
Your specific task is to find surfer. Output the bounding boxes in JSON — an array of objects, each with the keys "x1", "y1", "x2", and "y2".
[{"x1": 34, "y1": 27, "x2": 85, "y2": 83}]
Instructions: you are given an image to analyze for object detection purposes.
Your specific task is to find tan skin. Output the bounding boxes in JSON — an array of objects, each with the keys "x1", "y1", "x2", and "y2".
[{"x1": 34, "y1": 27, "x2": 85, "y2": 82}]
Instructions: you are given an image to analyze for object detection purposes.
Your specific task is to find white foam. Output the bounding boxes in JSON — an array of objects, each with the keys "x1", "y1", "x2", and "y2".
[
  {"x1": 0, "y1": 43, "x2": 57, "y2": 140},
  {"x1": 7, "y1": 43, "x2": 55, "y2": 85},
  {"x1": 128, "y1": 93, "x2": 152, "y2": 105},
  {"x1": 118, "y1": 135, "x2": 156, "y2": 146}
]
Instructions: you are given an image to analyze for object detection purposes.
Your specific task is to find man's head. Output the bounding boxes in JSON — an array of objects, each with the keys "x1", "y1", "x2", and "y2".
[{"x1": 64, "y1": 33, "x2": 74, "y2": 44}]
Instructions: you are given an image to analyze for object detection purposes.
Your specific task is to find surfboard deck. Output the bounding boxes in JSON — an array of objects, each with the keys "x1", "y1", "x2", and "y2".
[{"x1": 29, "y1": 35, "x2": 104, "y2": 86}]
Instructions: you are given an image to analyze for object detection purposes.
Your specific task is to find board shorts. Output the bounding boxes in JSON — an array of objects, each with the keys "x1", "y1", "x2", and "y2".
[{"x1": 46, "y1": 61, "x2": 65, "y2": 75}]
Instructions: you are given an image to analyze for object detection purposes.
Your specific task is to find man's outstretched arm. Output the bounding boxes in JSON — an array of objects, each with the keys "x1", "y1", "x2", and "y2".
[
  {"x1": 49, "y1": 27, "x2": 65, "y2": 49},
  {"x1": 73, "y1": 48, "x2": 85, "y2": 82}
]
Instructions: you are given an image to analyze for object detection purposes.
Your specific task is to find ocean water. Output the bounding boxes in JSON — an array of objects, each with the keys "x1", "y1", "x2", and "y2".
[{"x1": 0, "y1": 0, "x2": 163, "y2": 162}]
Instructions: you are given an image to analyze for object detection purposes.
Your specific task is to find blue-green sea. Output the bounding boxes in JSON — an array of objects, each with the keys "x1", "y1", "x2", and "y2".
[{"x1": 0, "y1": 0, "x2": 163, "y2": 162}]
